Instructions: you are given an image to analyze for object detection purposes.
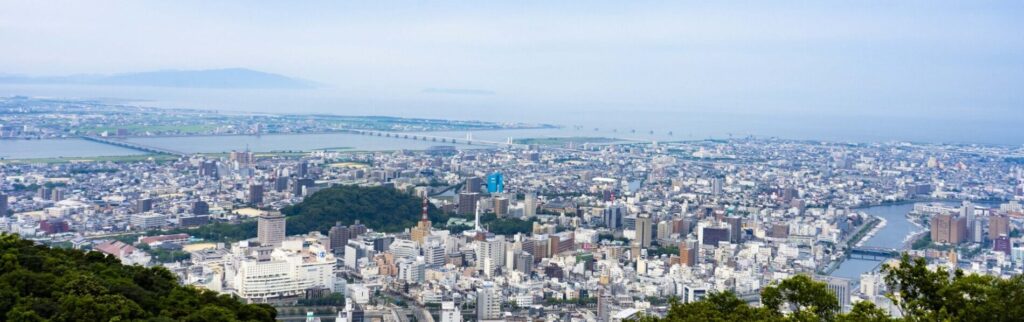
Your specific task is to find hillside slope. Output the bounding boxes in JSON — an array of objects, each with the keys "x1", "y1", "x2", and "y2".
[{"x1": 0, "y1": 233, "x2": 276, "y2": 321}]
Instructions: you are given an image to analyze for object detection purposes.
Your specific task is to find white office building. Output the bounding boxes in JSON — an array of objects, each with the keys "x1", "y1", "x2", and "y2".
[
  {"x1": 232, "y1": 242, "x2": 335, "y2": 303},
  {"x1": 477, "y1": 282, "x2": 502, "y2": 320}
]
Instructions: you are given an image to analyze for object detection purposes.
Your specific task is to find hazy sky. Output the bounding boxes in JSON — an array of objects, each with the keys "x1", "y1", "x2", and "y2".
[{"x1": 2, "y1": 1, "x2": 1023, "y2": 133}]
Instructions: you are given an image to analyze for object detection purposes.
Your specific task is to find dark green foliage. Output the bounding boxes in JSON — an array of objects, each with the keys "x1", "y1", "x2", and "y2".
[
  {"x1": 136, "y1": 243, "x2": 191, "y2": 263},
  {"x1": 597, "y1": 233, "x2": 630, "y2": 243},
  {"x1": 281, "y1": 185, "x2": 445, "y2": 233},
  {"x1": 882, "y1": 254, "x2": 1024, "y2": 322},
  {"x1": 649, "y1": 245, "x2": 679, "y2": 257},
  {"x1": 910, "y1": 234, "x2": 932, "y2": 250},
  {"x1": 68, "y1": 168, "x2": 118, "y2": 174},
  {"x1": 164, "y1": 185, "x2": 445, "y2": 242},
  {"x1": 761, "y1": 275, "x2": 840, "y2": 320},
  {"x1": 486, "y1": 217, "x2": 534, "y2": 235},
  {"x1": 154, "y1": 221, "x2": 257, "y2": 243},
  {"x1": 544, "y1": 296, "x2": 597, "y2": 306},
  {"x1": 297, "y1": 293, "x2": 345, "y2": 306},
  {"x1": 644, "y1": 254, "x2": 1024, "y2": 322},
  {"x1": 637, "y1": 291, "x2": 775, "y2": 322},
  {"x1": 0, "y1": 233, "x2": 276, "y2": 321}
]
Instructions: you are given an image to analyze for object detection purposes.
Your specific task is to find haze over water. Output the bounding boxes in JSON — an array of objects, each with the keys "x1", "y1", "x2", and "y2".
[
  {"x1": 2, "y1": 83, "x2": 1021, "y2": 146},
  {"x1": 2, "y1": 1, "x2": 1023, "y2": 145}
]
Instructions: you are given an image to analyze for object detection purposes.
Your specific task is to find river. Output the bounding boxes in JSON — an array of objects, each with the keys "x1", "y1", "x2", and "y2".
[
  {"x1": 0, "y1": 138, "x2": 145, "y2": 159},
  {"x1": 829, "y1": 203, "x2": 919, "y2": 280},
  {"x1": 0, "y1": 127, "x2": 672, "y2": 159}
]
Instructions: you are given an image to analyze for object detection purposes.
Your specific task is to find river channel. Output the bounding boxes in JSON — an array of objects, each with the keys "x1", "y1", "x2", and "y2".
[{"x1": 830, "y1": 203, "x2": 919, "y2": 280}]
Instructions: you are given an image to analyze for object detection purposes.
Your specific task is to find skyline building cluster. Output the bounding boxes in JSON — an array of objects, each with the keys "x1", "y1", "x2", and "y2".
[{"x1": 3, "y1": 132, "x2": 1024, "y2": 320}]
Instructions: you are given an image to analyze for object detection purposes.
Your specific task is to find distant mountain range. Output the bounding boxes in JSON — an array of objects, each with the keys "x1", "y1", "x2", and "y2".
[{"x1": 0, "y1": 68, "x2": 318, "y2": 89}]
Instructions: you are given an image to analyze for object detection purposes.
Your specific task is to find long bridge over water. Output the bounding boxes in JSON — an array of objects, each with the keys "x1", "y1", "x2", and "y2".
[
  {"x1": 344, "y1": 129, "x2": 527, "y2": 149},
  {"x1": 848, "y1": 246, "x2": 900, "y2": 260},
  {"x1": 82, "y1": 129, "x2": 556, "y2": 157},
  {"x1": 80, "y1": 136, "x2": 189, "y2": 157}
]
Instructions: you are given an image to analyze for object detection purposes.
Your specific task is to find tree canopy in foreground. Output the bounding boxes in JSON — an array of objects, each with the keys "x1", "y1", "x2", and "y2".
[
  {"x1": 0, "y1": 233, "x2": 276, "y2": 321},
  {"x1": 641, "y1": 254, "x2": 1024, "y2": 322}
]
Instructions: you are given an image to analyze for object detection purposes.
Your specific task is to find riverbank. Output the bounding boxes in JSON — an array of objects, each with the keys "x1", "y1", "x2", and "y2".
[
  {"x1": 903, "y1": 214, "x2": 927, "y2": 249},
  {"x1": 854, "y1": 217, "x2": 886, "y2": 248},
  {"x1": 852, "y1": 197, "x2": 1010, "y2": 210},
  {"x1": 822, "y1": 214, "x2": 884, "y2": 275},
  {"x1": 829, "y1": 203, "x2": 919, "y2": 279}
]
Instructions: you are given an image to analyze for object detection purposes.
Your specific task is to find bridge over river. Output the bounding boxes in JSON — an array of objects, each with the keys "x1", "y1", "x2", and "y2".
[
  {"x1": 848, "y1": 246, "x2": 900, "y2": 261},
  {"x1": 79, "y1": 136, "x2": 189, "y2": 157}
]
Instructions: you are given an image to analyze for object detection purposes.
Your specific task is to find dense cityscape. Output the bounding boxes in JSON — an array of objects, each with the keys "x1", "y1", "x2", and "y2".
[
  {"x1": 2, "y1": 104, "x2": 1023, "y2": 320},
  {"x1": 3, "y1": 1, "x2": 1022, "y2": 321}
]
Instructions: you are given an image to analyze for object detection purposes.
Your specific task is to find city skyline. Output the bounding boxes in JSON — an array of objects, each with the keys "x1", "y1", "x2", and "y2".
[{"x1": 1, "y1": 2, "x2": 1023, "y2": 321}]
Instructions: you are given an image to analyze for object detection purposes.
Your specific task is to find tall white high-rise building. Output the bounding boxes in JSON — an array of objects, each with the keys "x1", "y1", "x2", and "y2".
[
  {"x1": 523, "y1": 192, "x2": 537, "y2": 218},
  {"x1": 423, "y1": 241, "x2": 446, "y2": 267},
  {"x1": 860, "y1": 273, "x2": 880, "y2": 299},
  {"x1": 962, "y1": 200, "x2": 976, "y2": 240},
  {"x1": 476, "y1": 236, "x2": 506, "y2": 277},
  {"x1": 398, "y1": 258, "x2": 426, "y2": 284},
  {"x1": 712, "y1": 175, "x2": 724, "y2": 196},
  {"x1": 477, "y1": 282, "x2": 502, "y2": 320},
  {"x1": 344, "y1": 244, "x2": 360, "y2": 269}
]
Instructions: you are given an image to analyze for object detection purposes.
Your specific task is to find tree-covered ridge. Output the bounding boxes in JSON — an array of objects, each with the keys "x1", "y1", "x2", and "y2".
[
  {"x1": 642, "y1": 255, "x2": 1024, "y2": 322},
  {"x1": 156, "y1": 185, "x2": 445, "y2": 242},
  {"x1": 0, "y1": 233, "x2": 276, "y2": 322},
  {"x1": 281, "y1": 184, "x2": 445, "y2": 234}
]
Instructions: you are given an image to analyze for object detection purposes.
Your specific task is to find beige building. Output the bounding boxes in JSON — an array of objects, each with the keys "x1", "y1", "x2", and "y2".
[
  {"x1": 931, "y1": 213, "x2": 967, "y2": 244},
  {"x1": 258, "y1": 211, "x2": 286, "y2": 247}
]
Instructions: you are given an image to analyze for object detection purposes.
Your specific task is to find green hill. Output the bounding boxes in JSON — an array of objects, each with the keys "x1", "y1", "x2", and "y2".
[
  {"x1": 157, "y1": 185, "x2": 445, "y2": 242},
  {"x1": 282, "y1": 184, "x2": 444, "y2": 234},
  {"x1": 0, "y1": 233, "x2": 276, "y2": 321}
]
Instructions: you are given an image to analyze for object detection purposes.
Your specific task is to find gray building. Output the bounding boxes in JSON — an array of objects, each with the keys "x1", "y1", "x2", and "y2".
[
  {"x1": 248, "y1": 184, "x2": 264, "y2": 206},
  {"x1": 635, "y1": 215, "x2": 653, "y2": 248},
  {"x1": 257, "y1": 212, "x2": 286, "y2": 247},
  {"x1": 458, "y1": 192, "x2": 479, "y2": 215}
]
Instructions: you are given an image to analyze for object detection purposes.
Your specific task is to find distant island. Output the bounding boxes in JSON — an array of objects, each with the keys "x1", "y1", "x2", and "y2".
[{"x1": 0, "y1": 68, "x2": 318, "y2": 89}]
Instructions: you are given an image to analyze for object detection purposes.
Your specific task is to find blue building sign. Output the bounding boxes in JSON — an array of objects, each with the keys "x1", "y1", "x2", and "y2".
[{"x1": 487, "y1": 172, "x2": 504, "y2": 193}]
